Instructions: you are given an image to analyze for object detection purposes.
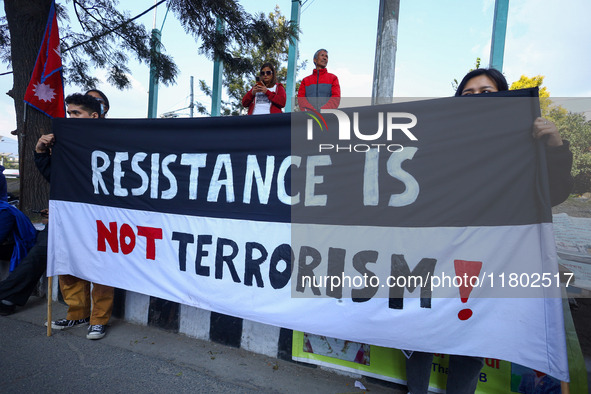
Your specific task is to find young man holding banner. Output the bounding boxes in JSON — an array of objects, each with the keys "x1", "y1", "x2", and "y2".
[{"x1": 36, "y1": 93, "x2": 114, "y2": 340}]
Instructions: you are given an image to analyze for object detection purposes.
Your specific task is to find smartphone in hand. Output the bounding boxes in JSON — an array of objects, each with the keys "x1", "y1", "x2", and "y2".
[{"x1": 256, "y1": 76, "x2": 264, "y2": 86}]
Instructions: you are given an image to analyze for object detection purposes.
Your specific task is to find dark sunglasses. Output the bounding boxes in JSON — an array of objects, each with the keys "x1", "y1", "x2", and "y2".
[{"x1": 260, "y1": 70, "x2": 273, "y2": 76}]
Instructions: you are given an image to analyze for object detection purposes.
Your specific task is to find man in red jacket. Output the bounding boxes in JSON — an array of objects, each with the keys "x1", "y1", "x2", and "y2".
[{"x1": 297, "y1": 49, "x2": 341, "y2": 111}]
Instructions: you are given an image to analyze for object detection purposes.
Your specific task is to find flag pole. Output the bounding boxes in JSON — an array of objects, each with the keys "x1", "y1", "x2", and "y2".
[
  {"x1": 47, "y1": 276, "x2": 52, "y2": 336},
  {"x1": 23, "y1": 103, "x2": 27, "y2": 136}
]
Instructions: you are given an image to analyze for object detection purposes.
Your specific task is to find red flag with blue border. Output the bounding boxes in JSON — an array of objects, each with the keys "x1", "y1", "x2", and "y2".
[{"x1": 23, "y1": 1, "x2": 65, "y2": 118}]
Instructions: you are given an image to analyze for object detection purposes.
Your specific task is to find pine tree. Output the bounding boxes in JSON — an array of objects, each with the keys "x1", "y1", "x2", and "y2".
[
  {"x1": 1, "y1": 0, "x2": 297, "y2": 214},
  {"x1": 198, "y1": 6, "x2": 305, "y2": 116}
]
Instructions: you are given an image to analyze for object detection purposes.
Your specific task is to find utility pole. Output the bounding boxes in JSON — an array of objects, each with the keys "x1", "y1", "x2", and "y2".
[
  {"x1": 147, "y1": 0, "x2": 160, "y2": 118},
  {"x1": 285, "y1": 0, "x2": 301, "y2": 113},
  {"x1": 211, "y1": 17, "x2": 225, "y2": 117},
  {"x1": 489, "y1": 0, "x2": 510, "y2": 72},
  {"x1": 371, "y1": 0, "x2": 400, "y2": 105},
  {"x1": 190, "y1": 76, "x2": 194, "y2": 118}
]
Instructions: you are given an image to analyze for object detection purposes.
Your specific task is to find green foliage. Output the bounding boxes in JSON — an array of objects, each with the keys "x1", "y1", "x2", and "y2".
[
  {"x1": 545, "y1": 104, "x2": 568, "y2": 124},
  {"x1": 0, "y1": 16, "x2": 10, "y2": 64},
  {"x1": 1, "y1": 0, "x2": 297, "y2": 90},
  {"x1": 1, "y1": 157, "x2": 18, "y2": 169},
  {"x1": 1, "y1": 0, "x2": 298, "y2": 213},
  {"x1": 509, "y1": 74, "x2": 564, "y2": 119},
  {"x1": 509, "y1": 74, "x2": 591, "y2": 189},
  {"x1": 170, "y1": 1, "x2": 296, "y2": 75},
  {"x1": 510, "y1": 74, "x2": 554, "y2": 116},
  {"x1": 556, "y1": 112, "x2": 591, "y2": 178},
  {"x1": 198, "y1": 6, "x2": 305, "y2": 116},
  {"x1": 56, "y1": 0, "x2": 177, "y2": 90},
  {"x1": 509, "y1": 75, "x2": 549, "y2": 97}
]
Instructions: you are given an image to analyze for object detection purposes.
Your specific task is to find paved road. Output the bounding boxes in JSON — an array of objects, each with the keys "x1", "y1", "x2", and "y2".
[{"x1": 0, "y1": 297, "x2": 408, "y2": 394}]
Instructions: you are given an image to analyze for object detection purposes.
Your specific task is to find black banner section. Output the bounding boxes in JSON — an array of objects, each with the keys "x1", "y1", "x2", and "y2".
[
  {"x1": 291, "y1": 89, "x2": 550, "y2": 227},
  {"x1": 50, "y1": 89, "x2": 549, "y2": 227},
  {"x1": 50, "y1": 114, "x2": 292, "y2": 223}
]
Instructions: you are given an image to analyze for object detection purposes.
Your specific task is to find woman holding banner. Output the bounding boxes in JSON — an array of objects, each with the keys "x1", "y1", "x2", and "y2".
[
  {"x1": 404, "y1": 68, "x2": 574, "y2": 394},
  {"x1": 454, "y1": 68, "x2": 573, "y2": 207},
  {"x1": 242, "y1": 63, "x2": 286, "y2": 115}
]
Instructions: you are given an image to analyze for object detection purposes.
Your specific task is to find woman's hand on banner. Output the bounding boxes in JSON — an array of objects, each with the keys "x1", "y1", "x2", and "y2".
[{"x1": 532, "y1": 117, "x2": 563, "y2": 147}]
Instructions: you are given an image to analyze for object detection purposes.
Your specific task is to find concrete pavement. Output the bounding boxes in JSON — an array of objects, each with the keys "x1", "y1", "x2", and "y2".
[{"x1": 0, "y1": 296, "x2": 408, "y2": 394}]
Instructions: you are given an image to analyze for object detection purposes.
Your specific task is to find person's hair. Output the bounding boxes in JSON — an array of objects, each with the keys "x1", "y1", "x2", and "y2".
[
  {"x1": 85, "y1": 89, "x2": 110, "y2": 116},
  {"x1": 454, "y1": 68, "x2": 509, "y2": 96},
  {"x1": 260, "y1": 62, "x2": 277, "y2": 87},
  {"x1": 65, "y1": 93, "x2": 102, "y2": 116},
  {"x1": 313, "y1": 48, "x2": 328, "y2": 63}
]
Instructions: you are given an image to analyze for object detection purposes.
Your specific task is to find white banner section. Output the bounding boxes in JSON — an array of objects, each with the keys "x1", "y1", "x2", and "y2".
[{"x1": 48, "y1": 200, "x2": 568, "y2": 380}]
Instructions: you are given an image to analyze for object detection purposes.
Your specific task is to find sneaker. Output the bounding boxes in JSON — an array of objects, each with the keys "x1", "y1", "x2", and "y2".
[
  {"x1": 48, "y1": 317, "x2": 90, "y2": 330},
  {"x1": 86, "y1": 324, "x2": 106, "y2": 340},
  {"x1": 0, "y1": 302, "x2": 16, "y2": 316}
]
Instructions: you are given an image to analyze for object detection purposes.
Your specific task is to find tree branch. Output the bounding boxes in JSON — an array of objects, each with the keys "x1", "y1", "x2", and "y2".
[{"x1": 65, "y1": 0, "x2": 166, "y2": 53}]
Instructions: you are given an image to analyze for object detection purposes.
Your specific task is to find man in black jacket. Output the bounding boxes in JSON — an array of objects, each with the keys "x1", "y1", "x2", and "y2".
[
  {"x1": 35, "y1": 93, "x2": 114, "y2": 340},
  {"x1": 0, "y1": 94, "x2": 103, "y2": 317}
]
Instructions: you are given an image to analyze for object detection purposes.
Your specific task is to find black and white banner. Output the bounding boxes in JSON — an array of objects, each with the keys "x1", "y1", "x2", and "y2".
[{"x1": 48, "y1": 89, "x2": 568, "y2": 381}]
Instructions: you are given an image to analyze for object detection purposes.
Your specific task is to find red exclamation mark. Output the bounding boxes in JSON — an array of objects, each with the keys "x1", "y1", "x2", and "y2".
[{"x1": 454, "y1": 260, "x2": 483, "y2": 321}]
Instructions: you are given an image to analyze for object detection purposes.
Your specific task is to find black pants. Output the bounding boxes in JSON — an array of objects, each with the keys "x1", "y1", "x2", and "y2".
[{"x1": 0, "y1": 227, "x2": 47, "y2": 305}]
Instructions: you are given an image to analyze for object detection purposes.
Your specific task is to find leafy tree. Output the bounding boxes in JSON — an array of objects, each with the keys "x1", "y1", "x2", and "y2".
[
  {"x1": 544, "y1": 104, "x2": 569, "y2": 125},
  {"x1": 509, "y1": 75, "x2": 549, "y2": 97},
  {"x1": 198, "y1": 6, "x2": 305, "y2": 116},
  {"x1": 509, "y1": 74, "x2": 556, "y2": 116},
  {"x1": 509, "y1": 75, "x2": 591, "y2": 192},
  {"x1": 508, "y1": 74, "x2": 571, "y2": 122},
  {"x1": 556, "y1": 112, "x2": 591, "y2": 193},
  {"x1": 1, "y1": 0, "x2": 297, "y2": 213}
]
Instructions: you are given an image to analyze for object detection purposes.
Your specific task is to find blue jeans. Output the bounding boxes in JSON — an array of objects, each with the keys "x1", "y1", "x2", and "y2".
[{"x1": 405, "y1": 351, "x2": 484, "y2": 394}]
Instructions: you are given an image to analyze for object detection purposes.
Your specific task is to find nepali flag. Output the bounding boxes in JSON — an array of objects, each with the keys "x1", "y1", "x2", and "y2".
[
  {"x1": 24, "y1": 0, "x2": 65, "y2": 118},
  {"x1": 46, "y1": 89, "x2": 569, "y2": 381}
]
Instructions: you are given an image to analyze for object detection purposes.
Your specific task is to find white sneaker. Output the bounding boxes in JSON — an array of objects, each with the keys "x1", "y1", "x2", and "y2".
[
  {"x1": 86, "y1": 324, "x2": 106, "y2": 340},
  {"x1": 46, "y1": 317, "x2": 90, "y2": 330}
]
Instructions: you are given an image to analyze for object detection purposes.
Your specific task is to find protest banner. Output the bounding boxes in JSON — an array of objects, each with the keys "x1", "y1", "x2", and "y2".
[{"x1": 47, "y1": 89, "x2": 568, "y2": 380}]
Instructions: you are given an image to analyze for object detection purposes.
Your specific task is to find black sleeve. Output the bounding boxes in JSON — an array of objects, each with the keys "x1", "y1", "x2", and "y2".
[
  {"x1": 546, "y1": 140, "x2": 574, "y2": 207},
  {"x1": 34, "y1": 151, "x2": 51, "y2": 183}
]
